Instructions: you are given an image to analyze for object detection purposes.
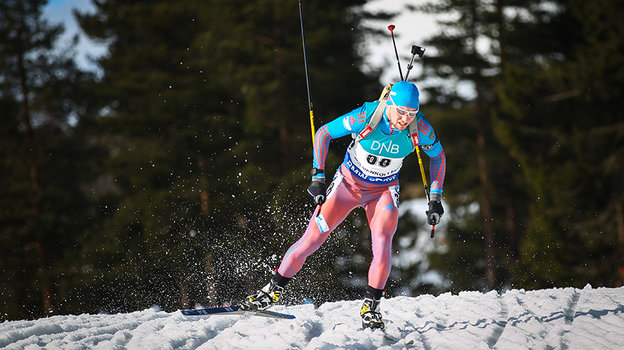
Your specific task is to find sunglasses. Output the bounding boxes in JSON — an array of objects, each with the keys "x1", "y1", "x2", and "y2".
[
  {"x1": 388, "y1": 95, "x2": 419, "y2": 117},
  {"x1": 394, "y1": 105, "x2": 419, "y2": 117}
]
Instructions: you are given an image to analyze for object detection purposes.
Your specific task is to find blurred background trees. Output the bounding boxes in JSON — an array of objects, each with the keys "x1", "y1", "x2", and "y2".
[
  {"x1": 1, "y1": 0, "x2": 622, "y2": 320},
  {"x1": 0, "y1": 0, "x2": 100, "y2": 318},
  {"x1": 415, "y1": 0, "x2": 624, "y2": 293}
]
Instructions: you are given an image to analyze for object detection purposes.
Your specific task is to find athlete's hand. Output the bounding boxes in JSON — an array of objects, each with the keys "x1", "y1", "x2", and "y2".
[
  {"x1": 426, "y1": 200, "x2": 444, "y2": 225},
  {"x1": 307, "y1": 178, "x2": 327, "y2": 205}
]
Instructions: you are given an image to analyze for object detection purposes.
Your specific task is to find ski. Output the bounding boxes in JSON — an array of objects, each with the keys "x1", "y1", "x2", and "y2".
[{"x1": 181, "y1": 305, "x2": 295, "y2": 320}]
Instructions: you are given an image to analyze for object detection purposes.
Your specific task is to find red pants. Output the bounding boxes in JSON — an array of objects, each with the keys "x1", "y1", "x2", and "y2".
[{"x1": 277, "y1": 164, "x2": 399, "y2": 289}]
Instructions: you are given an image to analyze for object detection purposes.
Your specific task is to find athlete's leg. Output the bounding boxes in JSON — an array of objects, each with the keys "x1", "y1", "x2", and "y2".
[
  {"x1": 277, "y1": 172, "x2": 360, "y2": 278},
  {"x1": 365, "y1": 185, "x2": 399, "y2": 289}
]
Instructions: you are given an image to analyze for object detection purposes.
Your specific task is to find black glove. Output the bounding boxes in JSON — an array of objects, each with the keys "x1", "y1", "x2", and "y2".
[
  {"x1": 426, "y1": 200, "x2": 444, "y2": 225},
  {"x1": 307, "y1": 178, "x2": 327, "y2": 205}
]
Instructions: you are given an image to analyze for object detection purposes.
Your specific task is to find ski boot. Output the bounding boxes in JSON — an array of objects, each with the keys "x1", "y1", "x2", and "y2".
[
  {"x1": 241, "y1": 272, "x2": 290, "y2": 311},
  {"x1": 360, "y1": 286, "x2": 385, "y2": 330}
]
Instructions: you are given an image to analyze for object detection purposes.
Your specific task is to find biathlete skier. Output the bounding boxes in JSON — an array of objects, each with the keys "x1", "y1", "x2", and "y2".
[{"x1": 242, "y1": 81, "x2": 447, "y2": 329}]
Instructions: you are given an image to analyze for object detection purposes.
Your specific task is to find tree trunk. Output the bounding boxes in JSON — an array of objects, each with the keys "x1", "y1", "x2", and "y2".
[
  {"x1": 469, "y1": 0, "x2": 496, "y2": 289},
  {"x1": 616, "y1": 202, "x2": 624, "y2": 286},
  {"x1": 180, "y1": 281, "x2": 190, "y2": 309},
  {"x1": 198, "y1": 155, "x2": 210, "y2": 214},
  {"x1": 505, "y1": 197, "x2": 519, "y2": 259},
  {"x1": 17, "y1": 30, "x2": 55, "y2": 315},
  {"x1": 477, "y1": 130, "x2": 496, "y2": 289},
  {"x1": 204, "y1": 251, "x2": 217, "y2": 304},
  {"x1": 272, "y1": 4, "x2": 291, "y2": 168}
]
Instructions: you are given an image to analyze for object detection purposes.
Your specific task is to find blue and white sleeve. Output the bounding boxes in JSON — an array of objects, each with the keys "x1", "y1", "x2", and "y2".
[
  {"x1": 312, "y1": 105, "x2": 368, "y2": 172},
  {"x1": 417, "y1": 118, "x2": 446, "y2": 199}
]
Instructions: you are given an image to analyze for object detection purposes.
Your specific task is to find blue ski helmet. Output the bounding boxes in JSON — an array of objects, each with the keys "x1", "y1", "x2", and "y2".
[{"x1": 387, "y1": 81, "x2": 420, "y2": 109}]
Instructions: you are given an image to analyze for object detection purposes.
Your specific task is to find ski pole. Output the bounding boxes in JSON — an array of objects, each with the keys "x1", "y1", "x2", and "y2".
[
  {"x1": 386, "y1": 25, "x2": 434, "y2": 237},
  {"x1": 299, "y1": 0, "x2": 316, "y2": 144},
  {"x1": 406, "y1": 44, "x2": 433, "y2": 236},
  {"x1": 416, "y1": 146, "x2": 435, "y2": 238},
  {"x1": 387, "y1": 25, "x2": 404, "y2": 81},
  {"x1": 405, "y1": 45, "x2": 425, "y2": 81},
  {"x1": 299, "y1": 0, "x2": 323, "y2": 215}
]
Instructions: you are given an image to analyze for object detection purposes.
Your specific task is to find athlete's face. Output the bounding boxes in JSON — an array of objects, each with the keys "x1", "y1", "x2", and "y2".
[{"x1": 387, "y1": 104, "x2": 418, "y2": 130}]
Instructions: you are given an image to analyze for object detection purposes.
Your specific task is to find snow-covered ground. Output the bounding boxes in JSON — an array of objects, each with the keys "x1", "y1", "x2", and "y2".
[{"x1": 1, "y1": 285, "x2": 623, "y2": 349}]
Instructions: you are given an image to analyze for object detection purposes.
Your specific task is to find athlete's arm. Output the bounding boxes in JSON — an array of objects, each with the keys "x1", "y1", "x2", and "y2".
[
  {"x1": 417, "y1": 118, "x2": 446, "y2": 200},
  {"x1": 312, "y1": 105, "x2": 369, "y2": 171}
]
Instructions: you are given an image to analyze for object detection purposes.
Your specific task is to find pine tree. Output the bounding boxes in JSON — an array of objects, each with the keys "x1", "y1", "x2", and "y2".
[
  {"x1": 75, "y1": 0, "x2": 384, "y2": 311},
  {"x1": 0, "y1": 0, "x2": 99, "y2": 319},
  {"x1": 412, "y1": 0, "x2": 518, "y2": 291},
  {"x1": 493, "y1": 0, "x2": 624, "y2": 288}
]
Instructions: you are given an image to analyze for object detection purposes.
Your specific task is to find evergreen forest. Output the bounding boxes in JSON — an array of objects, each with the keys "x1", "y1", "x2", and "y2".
[{"x1": 1, "y1": 0, "x2": 623, "y2": 320}]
